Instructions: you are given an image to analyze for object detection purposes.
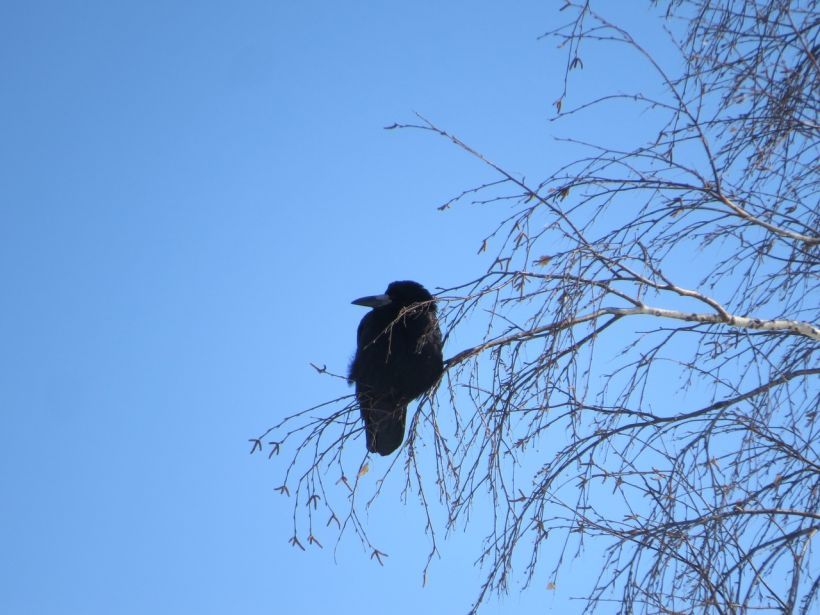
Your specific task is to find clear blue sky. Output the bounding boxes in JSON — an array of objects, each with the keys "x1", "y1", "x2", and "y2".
[{"x1": 1, "y1": 2, "x2": 671, "y2": 613}]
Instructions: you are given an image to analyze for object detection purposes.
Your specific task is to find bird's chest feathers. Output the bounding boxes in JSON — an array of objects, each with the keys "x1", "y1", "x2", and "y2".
[{"x1": 370, "y1": 320, "x2": 429, "y2": 364}]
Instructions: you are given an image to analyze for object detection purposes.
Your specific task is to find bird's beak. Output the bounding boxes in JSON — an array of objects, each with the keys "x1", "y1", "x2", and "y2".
[{"x1": 352, "y1": 293, "x2": 392, "y2": 308}]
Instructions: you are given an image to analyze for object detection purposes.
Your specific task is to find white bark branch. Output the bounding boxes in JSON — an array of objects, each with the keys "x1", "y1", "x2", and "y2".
[
  {"x1": 447, "y1": 304, "x2": 819, "y2": 366},
  {"x1": 614, "y1": 305, "x2": 820, "y2": 340},
  {"x1": 714, "y1": 192, "x2": 820, "y2": 246}
]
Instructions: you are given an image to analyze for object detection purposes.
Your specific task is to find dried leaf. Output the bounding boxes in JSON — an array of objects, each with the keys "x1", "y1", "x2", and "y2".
[{"x1": 534, "y1": 255, "x2": 552, "y2": 267}]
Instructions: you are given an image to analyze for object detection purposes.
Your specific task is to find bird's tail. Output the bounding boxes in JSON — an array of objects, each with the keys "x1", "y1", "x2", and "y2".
[{"x1": 364, "y1": 404, "x2": 407, "y2": 456}]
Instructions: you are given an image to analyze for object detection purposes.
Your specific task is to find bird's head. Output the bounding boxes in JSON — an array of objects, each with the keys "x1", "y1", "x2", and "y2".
[{"x1": 352, "y1": 280, "x2": 435, "y2": 310}]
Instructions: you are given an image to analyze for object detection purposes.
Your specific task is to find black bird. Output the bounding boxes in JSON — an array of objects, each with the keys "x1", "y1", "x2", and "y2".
[{"x1": 348, "y1": 281, "x2": 444, "y2": 456}]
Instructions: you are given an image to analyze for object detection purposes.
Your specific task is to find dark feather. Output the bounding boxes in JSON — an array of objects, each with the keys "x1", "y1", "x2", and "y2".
[{"x1": 348, "y1": 281, "x2": 444, "y2": 455}]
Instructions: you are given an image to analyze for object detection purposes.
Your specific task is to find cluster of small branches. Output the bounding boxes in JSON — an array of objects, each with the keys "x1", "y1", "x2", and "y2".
[{"x1": 254, "y1": 1, "x2": 818, "y2": 612}]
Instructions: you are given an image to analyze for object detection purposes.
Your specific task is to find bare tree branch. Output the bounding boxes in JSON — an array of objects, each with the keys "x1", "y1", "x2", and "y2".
[{"x1": 256, "y1": 1, "x2": 820, "y2": 612}]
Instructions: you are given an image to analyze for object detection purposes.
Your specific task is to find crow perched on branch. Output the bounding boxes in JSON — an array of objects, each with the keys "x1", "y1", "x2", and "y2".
[{"x1": 348, "y1": 281, "x2": 444, "y2": 456}]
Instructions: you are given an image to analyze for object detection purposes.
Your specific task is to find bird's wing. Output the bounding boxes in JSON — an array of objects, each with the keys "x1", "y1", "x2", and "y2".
[{"x1": 357, "y1": 310, "x2": 378, "y2": 350}]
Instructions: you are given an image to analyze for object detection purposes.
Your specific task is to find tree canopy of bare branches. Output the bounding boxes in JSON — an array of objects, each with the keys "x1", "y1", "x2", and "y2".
[{"x1": 254, "y1": 1, "x2": 819, "y2": 613}]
